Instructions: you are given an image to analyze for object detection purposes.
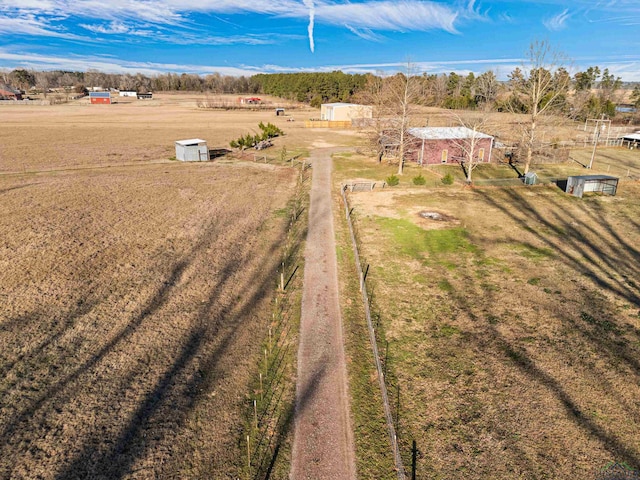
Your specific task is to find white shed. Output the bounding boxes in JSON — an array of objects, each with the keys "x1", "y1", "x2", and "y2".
[
  {"x1": 175, "y1": 139, "x2": 209, "y2": 162},
  {"x1": 119, "y1": 91, "x2": 137, "y2": 97}
]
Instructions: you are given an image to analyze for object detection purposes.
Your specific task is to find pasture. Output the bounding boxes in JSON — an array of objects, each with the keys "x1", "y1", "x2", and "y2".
[
  {"x1": 0, "y1": 95, "x2": 325, "y2": 478},
  {"x1": 334, "y1": 150, "x2": 640, "y2": 478}
]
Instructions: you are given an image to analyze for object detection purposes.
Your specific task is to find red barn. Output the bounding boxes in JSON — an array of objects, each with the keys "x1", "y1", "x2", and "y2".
[
  {"x1": 407, "y1": 127, "x2": 494, "y2": 165},
  {"x1": 0, "y1": 84, "x2": 23, "y2": 100},
  {"x1": 89, "y1": 92, "x2": 111, "y2": 104}
]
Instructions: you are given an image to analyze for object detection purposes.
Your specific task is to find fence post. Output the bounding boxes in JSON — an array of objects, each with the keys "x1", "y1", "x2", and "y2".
[
  {"x1": 412, "y1": 440, "x2": 417, "y2": 480},
  {"x1": 342, "y1": 185, "x2": 406, "y2": 479}
]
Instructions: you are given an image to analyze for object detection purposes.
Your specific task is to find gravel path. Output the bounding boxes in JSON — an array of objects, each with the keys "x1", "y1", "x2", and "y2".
[{"x1": 290, "y1": 148, "x2": 356, "y2": 479}]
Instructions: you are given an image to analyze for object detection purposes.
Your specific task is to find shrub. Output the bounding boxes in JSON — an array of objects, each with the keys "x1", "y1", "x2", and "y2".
[
  {"x1": 441, "y1": 173, "x2": 454, "y2": 185},
  {"x1": 230, "y1": 123, "x2": 285, "y2": 150},
  {"x1": 412, "y1": 174, "x2": 426, "y2": 186},
  {"x1": 386, "y1": 174, "x2": 399, "y2": 186}
]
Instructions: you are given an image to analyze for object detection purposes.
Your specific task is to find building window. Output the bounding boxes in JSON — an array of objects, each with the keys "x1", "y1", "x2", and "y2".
[
  {"x1": 478, "y1": 148, "x2": 485, "y2": 161},
  {"x1": 441, "y1": 149, "x2": 448, "y2": 163}
]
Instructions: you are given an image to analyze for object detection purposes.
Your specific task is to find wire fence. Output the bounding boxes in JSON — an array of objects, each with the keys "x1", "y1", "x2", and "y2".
[
  {"x1": 242, "y1": 160, "x2": 311, "y2": 480},
  {"x1": 340, "y1": 184, "x2": 407, "y2": 480}
]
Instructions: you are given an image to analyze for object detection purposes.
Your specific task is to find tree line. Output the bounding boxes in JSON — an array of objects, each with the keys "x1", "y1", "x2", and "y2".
[{"x1": 1, "y1": 65, "x2": 636, "y2": 120}]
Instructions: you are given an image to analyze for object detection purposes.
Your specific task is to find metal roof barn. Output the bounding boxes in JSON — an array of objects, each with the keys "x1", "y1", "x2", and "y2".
[
  {"x1": 175, "y1": 139, "x2": 209, "y2": 162},
  {"x1": 408, "y1": 127, "x2": 493, "y2": 140},
  {"x1": 565, "y1": 175, "x2": 619, "y2": 198},
  {"x1": 406, "y1": 127, "x2": 494, "y2": 165},
  {"x1": 89, "y1": 91, "x2": 111, "y2": 104}
]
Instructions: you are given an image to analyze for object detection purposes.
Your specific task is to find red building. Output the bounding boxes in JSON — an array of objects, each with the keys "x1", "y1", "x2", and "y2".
[
  {"x1": 89, "y1": 92, "x2": 111, "y2": 104},
  {"x1": 238, "y1": 97, "x2": 261, "y2": 105},
  {"x1": 0, "y1": 84, "x2": 23, "y2": 100},
  {"x1": 407, "y1": 127, "x2": 494, "y2": 165}
]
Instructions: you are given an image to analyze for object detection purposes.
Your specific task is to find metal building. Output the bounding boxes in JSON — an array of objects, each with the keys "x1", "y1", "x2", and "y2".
[
  {"x1": 89, "y1": 92, "x2": 111, "y2": 104},
  {"x1": 320, "y1": 103, "x2": 373, "y2": 121},
  {"x1": 565, "y1": 175, "x2": 619, "y2": 198},
  {"x1": 175, "y1": 139, "x2": 209, "y2": 162}
]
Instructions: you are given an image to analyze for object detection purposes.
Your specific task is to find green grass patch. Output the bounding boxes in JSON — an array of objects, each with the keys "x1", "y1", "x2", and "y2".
[
  {"x1": 434, "y1": 323, "x2": 461, "y2": 338},
  {"x1": 374, "y1": 217, "x2": 476, "y2": 263}
]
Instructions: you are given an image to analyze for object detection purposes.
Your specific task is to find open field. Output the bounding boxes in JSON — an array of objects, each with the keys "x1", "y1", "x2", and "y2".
[
  {"x1": 333, "y1": 151, "x2": 640, "y2": 478},
  {"x1": 0, "y1": 95, "x2": 314, "y2": 478},
  {"x1": 0, "y1": 92, "x2": 361, "y2": 173}
]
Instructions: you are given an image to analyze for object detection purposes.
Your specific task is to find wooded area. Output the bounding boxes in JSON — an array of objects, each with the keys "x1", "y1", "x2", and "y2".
[{"x1": 2, "y1": 66, "x2": 637, "y2": 122}]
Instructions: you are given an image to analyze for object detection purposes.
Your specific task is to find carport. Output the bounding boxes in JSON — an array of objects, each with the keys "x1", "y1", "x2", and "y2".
[{"x1": 565, "y1": 175, "x2": 619, "y2": 198}]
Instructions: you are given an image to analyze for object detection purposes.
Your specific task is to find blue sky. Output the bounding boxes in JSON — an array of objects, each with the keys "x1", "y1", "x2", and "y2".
[{"x1": 0, "y1": 1, "x2": 639, "y2": 81}]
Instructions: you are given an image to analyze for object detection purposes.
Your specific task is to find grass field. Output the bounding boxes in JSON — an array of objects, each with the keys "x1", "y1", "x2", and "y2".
[
  {"x1": 0, "y1": 92, "x2": 353, "y2": 173},
  {"x1": 333, "y1": 151, "x2": 640, "y2": 478},
  {"x1": 0, "y1": 161, "x2": 299, "y2": 479},
  {"x1": 0, "y1": 94, "x2": 327, "y2": 479}
]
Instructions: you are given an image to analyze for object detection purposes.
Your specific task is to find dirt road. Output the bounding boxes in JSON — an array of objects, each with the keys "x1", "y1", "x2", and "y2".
[{"x1": 290, "y1": 148, "x2": 356, "y2": 479}]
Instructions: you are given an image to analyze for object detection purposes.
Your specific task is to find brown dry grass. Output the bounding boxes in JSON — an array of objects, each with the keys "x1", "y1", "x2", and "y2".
[
  {"x1": 0, "y1": 93, "x2": 347, "y2": 173},
  {"x1": 0, "y1": 97, "x2": 308, "y2": 478},
  {"x1": 335, "y1": 151, "x2": 640, "y2": 478}
]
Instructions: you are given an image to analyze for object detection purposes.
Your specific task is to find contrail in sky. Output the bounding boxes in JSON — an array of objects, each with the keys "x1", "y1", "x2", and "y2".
[{"x1": 303, "y1": 0, "x2": 315, "y2": 52}]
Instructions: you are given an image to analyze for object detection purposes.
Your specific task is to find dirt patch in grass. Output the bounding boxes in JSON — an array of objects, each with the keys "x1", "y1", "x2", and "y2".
[{"x1": 0, "y1": 159, "x2": 297, "y2": 479}]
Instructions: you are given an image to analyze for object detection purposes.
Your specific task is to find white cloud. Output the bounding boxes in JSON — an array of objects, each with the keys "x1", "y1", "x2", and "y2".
[
  {"x1": 344, "y1": 24, "x2": 384, "y2": 42},
  {"x1": 80, "y1": 21, "x2": 130, "y2": 34},
  {"x1": 543, "y1": 8, "x2": 572, "y2": 30},
  {"x1": 303, "y1": 0, "x2": 315, "y2": 53},
  {"x1": 2, "y1": 47, "x2": 640, "y2": 81},
  {"x1": 0, "y1": 12, "x2": 81, "y2": 38},
  {"x1": 0, "y1": 0, "x2": 464, "y2": 42},
  {"x1": 313, "y1": 1, "x2": 458, "y2": 33}
]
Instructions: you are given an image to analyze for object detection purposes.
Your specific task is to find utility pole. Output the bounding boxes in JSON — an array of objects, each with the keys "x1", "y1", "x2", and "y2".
[{"x1": 588, "y1": 115, "x2": 608, "y2": 169}]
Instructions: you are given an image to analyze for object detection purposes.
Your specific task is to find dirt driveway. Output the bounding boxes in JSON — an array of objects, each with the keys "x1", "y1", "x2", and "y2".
[{"x1": 290, "y1": 148, "x2": 356, "y2": 479}]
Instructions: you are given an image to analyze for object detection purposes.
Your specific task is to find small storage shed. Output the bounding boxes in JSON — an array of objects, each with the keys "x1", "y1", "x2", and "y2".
[
  {"x1": 119, "y1": 91, "x2": 137, "y2": 97},
  {"x1": 523, "y1": 172, "x2": 538, "y2": 185},
  {"x1": 90, "y1": 92, "x2": 111, "y2": 104},
  {"x1": 175, "y1": 139, "x2": 208, "y2": 162},
  {"x1": 565, "y1": 175, "x2": 619, "y2": 198},
  {"x1": 137, "y1": 92, "x2": 153, "y2": 100},
  {"x1": 320, "y1": 103, "x2": 373, "y2": 121},
  {"x1": 407, "y1": 127, "x2": 494, "y2": 165}
]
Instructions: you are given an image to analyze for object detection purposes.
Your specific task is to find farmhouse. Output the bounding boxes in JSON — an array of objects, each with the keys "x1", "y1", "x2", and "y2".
[
  {"x1": 119, "y1": 91, "x2": 137, "y2": 97},
  {"x1": 320, "y1": 103, "x2": 373, "y2": 121},
  {"x1": 0, "y1": 84, "x2": 23, "y2": 100},
  {"x1": 565, "y1": 175, "x2": 619, "y2": 198},
  {"x1": 175, "y1": 139, "x2": 208, "y2": 162},
  {"x1": 406, "y1": 127, "x2": 494, "y2": 165},
  {"x1": 89, "y1": 92, "x2": 111, "y2": 104}
]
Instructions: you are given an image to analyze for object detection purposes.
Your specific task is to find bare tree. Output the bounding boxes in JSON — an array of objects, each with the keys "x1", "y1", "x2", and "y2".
[
  {"x1": 449, "y1": 113, "x2": 492, "y2": 184},
  {"x1": 510, "y1": 41, "x2": 570, "y2": 174},
  {"x1": 376, "y1": 63, "x2": 421, "y2": 175}
]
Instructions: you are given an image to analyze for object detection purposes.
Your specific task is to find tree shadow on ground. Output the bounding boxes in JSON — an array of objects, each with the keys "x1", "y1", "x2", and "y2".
[
  {"x1": 0, "y1": 186, "x2": 303, "y2": 479},
  {"x1": 443, "y1": 185, "x2": 640, "y2": 471}
]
